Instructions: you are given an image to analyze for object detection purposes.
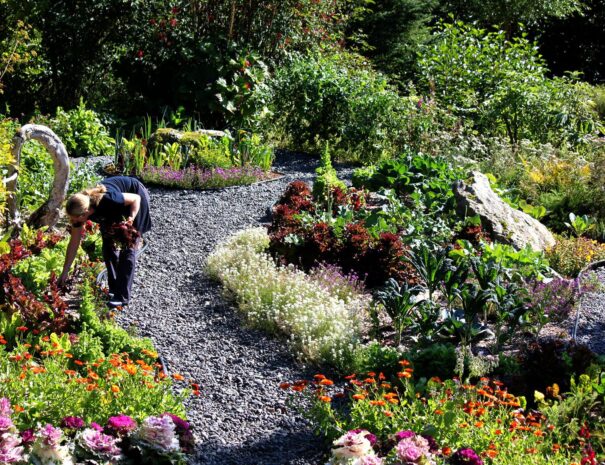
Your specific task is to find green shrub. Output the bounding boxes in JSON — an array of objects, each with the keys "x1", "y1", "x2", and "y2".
[
  {"x1": 0, "y1": 342, "x2": 184, "y2": 430},
  {"x1": 78, "y1": 281, "x2": 155, "y2": 360},
  {"x1": 418, "y1": 21, "x2": 601, "y2": 147},
  {"x1": 312, "y1": 144, "x2": 346, "y2": 205},
  {"x1": 17, "y1": 140, "x2": 102, "y2": 214},
  {"x1": 12, "y1": 240, "x2": 68, "y2": 297},
  {"x1": 545, "y1": 235, "x2": 605, "y2": 277},
  {"x1": 403, "y1": 343, "x2": 457, "y2": 381},
  {"x1": 206, "y1": 227, "x2": 371, "y2": 371},
  {"x1": 591, "y1": 84, "x2": 605, "y2": 121},
  {"x1": 51, "y1": 99, "x2": 114, "y2": 157},
  {"x1": 256, "y1": 52, "x2": 409, "y2": 163}
]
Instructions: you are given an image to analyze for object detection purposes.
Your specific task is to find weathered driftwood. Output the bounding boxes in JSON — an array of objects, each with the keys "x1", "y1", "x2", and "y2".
[{"x1": 6, "y1": 124, "x2": 70, "y2": 229}]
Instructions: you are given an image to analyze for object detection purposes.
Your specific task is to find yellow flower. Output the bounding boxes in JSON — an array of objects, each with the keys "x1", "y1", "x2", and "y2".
[
  {"x1": 528, "y1": 170, "x2": 545, "y2": 184},
  {"x1": 534, "y1": 390, "x2": 545, "y2": 403}
]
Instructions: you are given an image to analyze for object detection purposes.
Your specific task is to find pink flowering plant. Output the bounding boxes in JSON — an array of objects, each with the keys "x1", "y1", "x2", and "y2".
[
  {"x1": 0, "y1": 401, "x2": 24, "y2": 464},
  {"x1": 141, "y1": 165, "x2": 268, "y2": 190},
  {"x1": 74, "y1": 428, "x2": 123, "y2": 463},
  {"x1": 328, "y1": 429, "x2": 379, "y2": 464},
  {"x1": 0, "y1": 398, "x2": 192, "y2": 464},
  {"x1": 131, "y1": 415, "x2": 187, "y2": 464}
]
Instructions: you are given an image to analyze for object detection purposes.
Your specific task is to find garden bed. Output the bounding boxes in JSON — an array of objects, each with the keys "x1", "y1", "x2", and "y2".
[
  {"x1": 101, "y1": 162, "x2": 285, "y2": 191},
  {"x1": 206, "y1": 150, "x2": 605, "y2": 464}
]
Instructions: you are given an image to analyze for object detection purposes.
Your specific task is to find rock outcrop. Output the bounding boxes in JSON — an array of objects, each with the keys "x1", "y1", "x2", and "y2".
[{"x1": 453, "y1": 171, "x2": 555, "y2": 251}]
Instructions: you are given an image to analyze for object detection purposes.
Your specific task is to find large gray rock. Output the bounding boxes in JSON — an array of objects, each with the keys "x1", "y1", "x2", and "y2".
[{"x1": 453, "y1": 171, "x2": 555, "y2": 251}]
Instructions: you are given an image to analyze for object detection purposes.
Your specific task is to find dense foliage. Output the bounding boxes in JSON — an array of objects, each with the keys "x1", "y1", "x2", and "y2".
[
  {"x1": 0, "y1": 225, "x2": 194, "y2": 463},
  {"x1": 2, "y1": 1, "x2": 605, "y2": 462}
]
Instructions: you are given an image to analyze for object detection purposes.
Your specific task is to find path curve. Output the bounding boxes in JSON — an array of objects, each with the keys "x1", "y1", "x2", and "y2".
[{"x1": 115, "y1": 151, "x2": 353, "y2": 465}]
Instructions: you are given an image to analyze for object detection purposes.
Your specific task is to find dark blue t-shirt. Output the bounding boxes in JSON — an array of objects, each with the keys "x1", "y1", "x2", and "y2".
[{"x1": 89, "y1": 176, "x2": 152, "y2": 234}]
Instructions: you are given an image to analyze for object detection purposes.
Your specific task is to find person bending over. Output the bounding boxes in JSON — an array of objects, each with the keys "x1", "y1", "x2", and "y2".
[{"x1": 59, "y1": 176, "x2": 152, "y2": 308}]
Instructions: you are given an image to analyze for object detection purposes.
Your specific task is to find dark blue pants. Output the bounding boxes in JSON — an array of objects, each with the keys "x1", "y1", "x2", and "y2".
[{"x1": 102, "y1": 238, "x2": 139, "y2": 304}]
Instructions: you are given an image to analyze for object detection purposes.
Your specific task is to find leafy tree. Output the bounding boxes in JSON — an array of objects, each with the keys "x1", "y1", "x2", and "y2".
[
  {"x1": 0, "y1": 14, "x2": 44, "y2": 103},
  {"x1": 0, "y1": 0, "x2": 355, "y2": 119},
  {"x1": 347, "y1": 0, "x2": 439, "y2": 83},
  {"x1": 417, "y1": 21, "x2": 600, "y2": 146}
]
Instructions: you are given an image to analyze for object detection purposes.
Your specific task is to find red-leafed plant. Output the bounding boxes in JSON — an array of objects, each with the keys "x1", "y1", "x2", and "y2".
[
  {"x1": 27, "y1": 230, "x2": 63, "y2": 255},
  {"x1": 454, "y1": 224, "x2": 491, "y2": 246},
  {"x1": 102, "y1": 222, "x2": 141, "y2": 249}
]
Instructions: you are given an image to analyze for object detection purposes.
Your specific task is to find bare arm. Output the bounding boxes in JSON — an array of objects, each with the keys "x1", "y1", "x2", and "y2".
[
  {"x1": 59, "y1": 225, "x2": 83, "y2": 285},
  {"x1": 122, "y1": 193, "x2": 141, "y2": 223}
]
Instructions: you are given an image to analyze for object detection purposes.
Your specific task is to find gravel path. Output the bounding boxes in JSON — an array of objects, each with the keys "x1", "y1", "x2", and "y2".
[
  {"x1": 571, "y1": 267, "x2": 605, "y2": 355},
  {"x1": 114, "y1": 151, "x2": 354, "y2": 465}
]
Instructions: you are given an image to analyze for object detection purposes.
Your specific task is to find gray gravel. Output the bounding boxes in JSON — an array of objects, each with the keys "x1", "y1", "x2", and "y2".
[
  {"x1": 572, "y1": 267, "x2": 605, "y2": 354},
  {"x1": 113, "y1": 151, "x2": 354, "y2": 465}
]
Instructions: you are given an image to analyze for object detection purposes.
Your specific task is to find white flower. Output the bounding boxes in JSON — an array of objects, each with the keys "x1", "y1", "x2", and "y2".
[{"x1": 331, "y1": 431, "x2": 374, "y2": 460}]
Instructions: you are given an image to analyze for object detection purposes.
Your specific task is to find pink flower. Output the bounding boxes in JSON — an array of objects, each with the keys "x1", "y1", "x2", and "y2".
[
  {"x1": 450, "y1": 448, "x2": 483, "y2": 465},
  {"x1": 395, "y1": 434, "x2": 432, "y2": 464},
  {"x1": 38, "y1": 424, "x2": 63, "y2": 448},
  {"x1": 0, "y1": 398, "x2": 11, "y2": 417},
  {"x1": 0, "y1": 433, "x2": 24, "y2": 463},
  {"x1": 20, "y1": 429, "x2": 34, "y2": 445},
  {"x1": 77, "y1": 428, "x2": 122, "y2": 460},
  {"x1": 394, "y1": 430, "x2": 415, "y2": 441},
  {"x1": 61, "y1": 416, "x2": 85, "y2": 430},
  {"x1": 90, "y1": 422, "x2": 103, "y2": 432},
  {"x1": 360, "y1": 456, "x2": 383, "y2": 465},
  {"x1": 135, "y1": 416, "x2": 180, "y2": 451},
  {"x1": 106, "y1": 415, "x2": 137, "y2": 436},
  {"x1": 0, "y1": 416, "x2": 14, "y2": 433},
  {"x1": 332, "y1": 430, "x2": 374, "y2": 460}
]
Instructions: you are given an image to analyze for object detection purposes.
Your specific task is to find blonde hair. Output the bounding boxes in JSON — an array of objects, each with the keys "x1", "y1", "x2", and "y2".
[{"x1": 65, "y1": 185, "x2": 107, "y2": 216}]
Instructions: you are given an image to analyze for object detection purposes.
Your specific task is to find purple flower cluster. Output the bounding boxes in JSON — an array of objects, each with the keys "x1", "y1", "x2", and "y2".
[
  {"x1": 449, "y1": 447, "x2": 483, "y2": 465},
  {"x1": 0, "y1": 398, "x2": 192, "y2": 463},
  {"x1": 37, "y1": 424, "x2": 63, "y2": 448},
  {"x1": 162, "y1": 413, "x2": 194, "y2": 453},
  {"x1": 331, "y1": 429, "x2": 376, "y2": 461},
  {"x1": 136, "y1": 415, "x2": 180, "y2": 451},
  {"x1": 309, "y1": 263, "x2": 366, "y2": 295},
  {"x1": 394, "y1": 431, "x2": 433, "y2": 464},
  {"x1": 141, "y1": 165, "x2": 266, "y2": 190},
  {"x1": 330, "y1": 429, "x2": 439, "y2": 465},
  {"x1": 527, "y1": 277, "x2": 579, "y2": 322},
  {"x1": 61, "y1": 416, "x2": 85, "y2": 430}
]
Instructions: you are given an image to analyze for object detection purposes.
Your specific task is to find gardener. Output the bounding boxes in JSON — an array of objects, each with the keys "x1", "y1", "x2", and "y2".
[{"x1": 59, "y1": 176, "x2": 152, "y2": 308}]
